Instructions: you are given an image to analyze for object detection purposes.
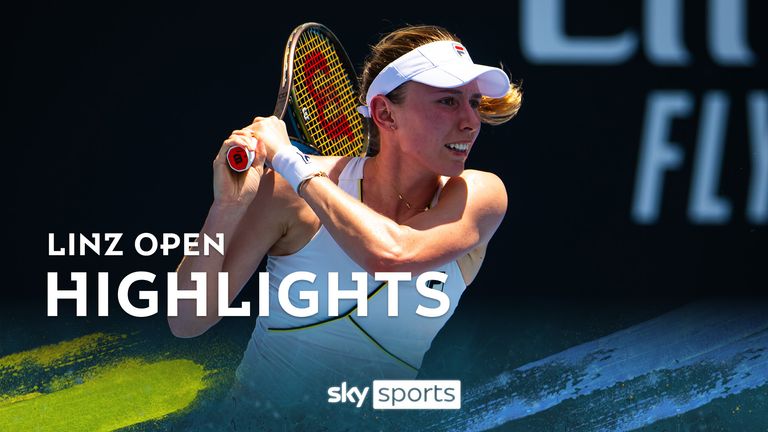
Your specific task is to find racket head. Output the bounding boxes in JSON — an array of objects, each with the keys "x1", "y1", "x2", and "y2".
[{"x1": 281, "y1": 23, "x2": 368, "y2": 157}]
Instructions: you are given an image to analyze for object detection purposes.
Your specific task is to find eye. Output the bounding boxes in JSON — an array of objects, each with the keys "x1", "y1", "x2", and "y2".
[
  {"x1": 438, "y1": 97, "x2": 457, "y2": 106},
  {"x1": 469, "y1": 99, "x2": 481, "y2": 109}
]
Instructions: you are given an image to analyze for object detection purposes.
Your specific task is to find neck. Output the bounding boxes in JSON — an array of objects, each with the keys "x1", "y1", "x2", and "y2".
[{"x1": 363, "y1": 155, "x2": 441, "y2": 221}]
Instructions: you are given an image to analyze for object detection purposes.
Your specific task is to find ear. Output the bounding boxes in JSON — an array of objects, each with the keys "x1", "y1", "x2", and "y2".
[{"x1": 369, "y1": 95, "x2": 397, "y2": 131}]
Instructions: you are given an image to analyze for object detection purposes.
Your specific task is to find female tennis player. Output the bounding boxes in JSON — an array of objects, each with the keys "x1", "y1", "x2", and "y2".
[{"x1": 170, "y1": 24, "x2": 521, "y2": 429}]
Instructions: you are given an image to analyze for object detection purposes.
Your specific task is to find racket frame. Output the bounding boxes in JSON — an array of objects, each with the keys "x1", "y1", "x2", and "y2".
[{"x1": 226, "y1": 22, "x2": 366, "y2": 172}]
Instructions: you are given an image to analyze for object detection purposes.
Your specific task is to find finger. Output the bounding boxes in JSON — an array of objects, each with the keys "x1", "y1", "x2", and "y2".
[
  {"x1": 225, "y1": 135, "x2": 255, "y2": 152},
  {"x1": 248, "y1": 117, "x2": 267, "y2": 135},
  {"x1": 244, "y1": 122, "x2": 259, "y2": 136}
]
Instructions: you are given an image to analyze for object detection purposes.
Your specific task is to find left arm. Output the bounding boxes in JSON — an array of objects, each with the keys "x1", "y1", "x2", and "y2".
[
  {"x1": 247, "y1": 116, "x2": 508, "y2": 275},
  {"x1": 300, "y1": 169, "x2": 507, "y2": 274}
]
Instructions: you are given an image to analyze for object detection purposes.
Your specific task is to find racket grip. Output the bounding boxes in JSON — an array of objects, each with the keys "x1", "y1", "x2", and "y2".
[{"x1": 226, "y1": 145, "x2": 256, "y2": 172}]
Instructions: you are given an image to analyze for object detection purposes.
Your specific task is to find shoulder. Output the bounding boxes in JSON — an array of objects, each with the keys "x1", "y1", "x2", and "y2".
[
  {"x1": 454, "y1": 169, "x2": 506, "y2": 192},
  {"x1": 308, "y1": 155, "x2": 356, "y2": 183},
  {"x1": 444, "y1": 170, "x2": 508, "y2": 214}
]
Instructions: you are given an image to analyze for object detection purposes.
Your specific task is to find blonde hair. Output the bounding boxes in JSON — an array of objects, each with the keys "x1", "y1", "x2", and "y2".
[{"x1": 360, "y1": 25, "x2": 522, "y2": 153}]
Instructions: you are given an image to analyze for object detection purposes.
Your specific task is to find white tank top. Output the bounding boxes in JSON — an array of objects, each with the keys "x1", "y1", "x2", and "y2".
[{"x1": 234, "y1": 157, "x2": 468, "y2": 400}]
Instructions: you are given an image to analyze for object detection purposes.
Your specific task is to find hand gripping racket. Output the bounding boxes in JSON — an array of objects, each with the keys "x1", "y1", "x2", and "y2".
[{"x1": 226, "y1": 22, "x2": 368, "y2": 172}]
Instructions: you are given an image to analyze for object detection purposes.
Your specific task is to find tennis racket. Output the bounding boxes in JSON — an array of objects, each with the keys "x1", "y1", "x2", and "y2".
[{"x1": 227, "y1": 22, "x2": 367, "y2": 172}]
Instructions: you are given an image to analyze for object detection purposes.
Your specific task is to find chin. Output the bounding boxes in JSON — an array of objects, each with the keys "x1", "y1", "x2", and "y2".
[{"x1": 440, "y1": 162, "x2": 466, "y2": 177}]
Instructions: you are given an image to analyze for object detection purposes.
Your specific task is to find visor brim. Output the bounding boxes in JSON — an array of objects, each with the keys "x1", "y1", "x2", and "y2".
[{"x1": 409, "y1": 64, "x2": 510, "y2": 98}]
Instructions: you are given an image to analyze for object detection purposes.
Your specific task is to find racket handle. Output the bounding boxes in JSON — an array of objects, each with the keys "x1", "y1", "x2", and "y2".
[{"x1": 226, "y1": 145, "x2": 256, "y2": 172}]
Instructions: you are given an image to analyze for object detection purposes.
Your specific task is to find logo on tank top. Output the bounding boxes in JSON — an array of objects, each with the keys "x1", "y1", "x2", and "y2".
[{"x1": 426, "y1": 271, "x2": 447, "y2": 291}]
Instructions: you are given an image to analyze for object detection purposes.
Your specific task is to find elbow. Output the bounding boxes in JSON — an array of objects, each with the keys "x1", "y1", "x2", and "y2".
[
  {"x1": 361, "y1": 256, "x2": 398, "y2": 275},
  {"x1": 167, "y1": 316, "x2": 211, "y2": 339},
  {"x1": 358, "y1": 225, "x2": 422, "y2": 274},
  {"x1": 359, "y1": 242, "x2": 413, "y2": 274}
]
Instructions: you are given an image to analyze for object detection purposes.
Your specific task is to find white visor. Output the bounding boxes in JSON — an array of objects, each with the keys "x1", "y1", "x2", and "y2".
[{"x1": 358, "y1": 40, "x2": 510, "y2": 117}]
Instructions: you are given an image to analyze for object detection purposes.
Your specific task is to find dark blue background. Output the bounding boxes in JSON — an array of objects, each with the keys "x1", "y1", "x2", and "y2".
[{"x1": 4, "y1": 1, "x2": 767, "y2": 430}]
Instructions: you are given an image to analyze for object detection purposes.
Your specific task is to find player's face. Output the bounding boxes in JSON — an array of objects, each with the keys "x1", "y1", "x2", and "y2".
[{"x1": 393, "y1": 81, "x2": 482, "y2": 176}]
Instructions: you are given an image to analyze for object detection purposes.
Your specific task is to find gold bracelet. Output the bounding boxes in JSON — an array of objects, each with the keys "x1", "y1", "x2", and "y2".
[{"x1": 297, "y1": 171, "x2": 328, "y2": 198}]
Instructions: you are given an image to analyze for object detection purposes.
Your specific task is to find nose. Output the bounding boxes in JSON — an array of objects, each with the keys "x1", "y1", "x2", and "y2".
[{"x1": 459, "y1": 100, "x2": 481, "y2": 133}]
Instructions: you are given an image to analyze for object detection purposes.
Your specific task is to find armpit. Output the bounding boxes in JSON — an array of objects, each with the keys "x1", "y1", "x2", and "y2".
[{"x1": 457, "y1": 243, "x2": 488, "y2": 285}]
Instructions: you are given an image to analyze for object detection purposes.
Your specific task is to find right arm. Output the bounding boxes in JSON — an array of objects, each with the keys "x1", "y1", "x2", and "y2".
[{"x1": 168, "y1": 130, "x2": 290, "y2": 338}]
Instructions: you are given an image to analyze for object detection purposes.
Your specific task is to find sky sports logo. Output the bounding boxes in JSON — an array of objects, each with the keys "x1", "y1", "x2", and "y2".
[{"x1": 327, "y1": 380, "x2": 461, "y2": 409}]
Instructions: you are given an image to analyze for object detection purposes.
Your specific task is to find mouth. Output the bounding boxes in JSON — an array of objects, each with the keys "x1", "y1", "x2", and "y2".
[{"x1": 444, "y1": 142, "x2": 471, "y2": 155}]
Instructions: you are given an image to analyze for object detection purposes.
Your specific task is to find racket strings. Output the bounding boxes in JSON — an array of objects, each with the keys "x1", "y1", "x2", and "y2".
[
  {"x1": 292, "y1": 30, "x2": 365, "y2": 157},
  {"x1": 295, "y1": 34, "x2": 359, "y2": 153}
]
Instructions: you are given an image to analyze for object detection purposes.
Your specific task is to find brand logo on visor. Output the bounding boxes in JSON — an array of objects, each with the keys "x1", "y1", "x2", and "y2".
[{"x1": 453, "y1": 43, "x2": 466, "y2": 57}]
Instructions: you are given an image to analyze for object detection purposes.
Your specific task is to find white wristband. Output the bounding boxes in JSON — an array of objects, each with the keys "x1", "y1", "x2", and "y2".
[{"x1": 271, "y1": 146, "x2": 319, "y2": 193}]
